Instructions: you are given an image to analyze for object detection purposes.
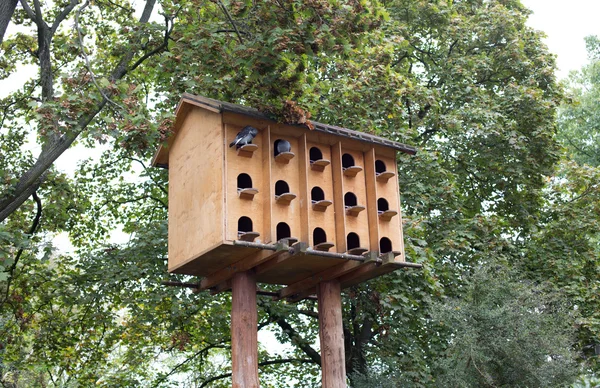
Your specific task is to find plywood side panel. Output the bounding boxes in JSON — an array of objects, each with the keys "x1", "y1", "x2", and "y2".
[
  {"x1": 341, "y1": 148, "x2": 370, "y2": 251},
  {"x1": 364, "y1": 148, "x2": 380, "y2": 251},
  {"x1": 330, "y1": 142, "x2": 346, "y2": 252},
  {"x1": 298, "y1": 134, "x2": 310, "y2": 243},
  {"x1": 375, "y1": 153, "x2": 404, "y2": 261},
  {"x1": 307, "y1": 141, "x2": 336, "y2": 248},
  {"x1": 225, "y1": 123, "x2": 266, "y2": 242},
  {"x1": 168, "y1": 108, "x2": 224, "y2": 272},
  {"x1": 262, "y1": 127, "x2": 273, "y2": 243},
  {"x1": 269, "y1": 128, "x2": 301, "y2": 242}
]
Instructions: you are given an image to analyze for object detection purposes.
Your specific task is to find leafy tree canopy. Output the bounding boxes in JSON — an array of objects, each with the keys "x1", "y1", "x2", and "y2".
[{"x1": 2, "y1": 0, "x2": 596, "y2": 386}]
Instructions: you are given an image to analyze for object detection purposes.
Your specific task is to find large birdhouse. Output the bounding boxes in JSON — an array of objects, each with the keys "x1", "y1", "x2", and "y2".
[
  {"x1": 153, "y1": 94, "x2": 418, "y2": 294},
  {"x1": 153, "y1": 94, "x2": 419, "y2": 387}
]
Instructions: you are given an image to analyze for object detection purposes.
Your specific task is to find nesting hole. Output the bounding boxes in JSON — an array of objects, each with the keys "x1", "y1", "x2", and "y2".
[
  {"x1": 347, "y1": 232, "x2": 360, "y2": 250},
  {"x1": 275, "y1": 180, "x2": 290, "y2": 196},
  {"x1": 344, "y1": 192, "x2": 358, "y2": 207},
  {"x1": 238, "y1": 216, "x2": 253, "y2": 233},
  {"x1": 311, "y1": 187, "x2": 325, "y2": 202},
  {"x1": 309, "y1": 147, "x2": 323, "y2": 161},
  {"x1": 342, "y1": 153, "x2": 355, "y2": 169},
  {"x1": 277, "y1": 222, "x2": 291, "y2": 240},
  {"x1": 377, "y1": 198, "x2": 389, "y2": 212},
  {"x1": 237, "y1": 173, "x2": 252, "y2": 189},
  {"x1": 380, "y1": 237, "x2": 392, "y2": 254},
  {"x1": 375, "y1": 160, "x2": 387, "y2": 174},
  {"x1": 313, "y1": 228, "x2": 327, "y2": 245}
]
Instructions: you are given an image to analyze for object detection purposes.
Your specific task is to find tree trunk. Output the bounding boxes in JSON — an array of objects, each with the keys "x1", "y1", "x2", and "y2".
[{"x1": 0, "y1": 0, "x2": 17, "y2": 44}]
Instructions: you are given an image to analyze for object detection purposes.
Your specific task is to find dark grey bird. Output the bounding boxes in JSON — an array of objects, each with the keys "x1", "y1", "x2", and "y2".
[
  {"x1": 229, "y1": 126, "x2": 259, "y2": 149},
  {"x1": 275, "y1": 139, "x2": 291, "y2": 155}
]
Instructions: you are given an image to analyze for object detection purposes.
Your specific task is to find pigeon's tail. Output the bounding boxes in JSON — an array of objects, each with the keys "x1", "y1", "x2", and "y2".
[{"x1": 229, "y1": 140, "x2": 235, "y2": 147}]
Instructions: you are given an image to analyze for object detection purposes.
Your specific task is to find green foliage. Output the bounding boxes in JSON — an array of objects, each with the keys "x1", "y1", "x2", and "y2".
[
  {"x1": 557, "y1": 36, "x2": 600, "y2": 167},
  {"x1": 4, "y1": 0, "x2": 595, "y2": 386},
  {"x1": 430, "y1": 264, "x2": 579, "y2": 387}
]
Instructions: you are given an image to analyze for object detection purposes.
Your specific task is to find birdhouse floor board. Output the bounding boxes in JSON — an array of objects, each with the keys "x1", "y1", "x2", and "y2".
[
  {"x1": 201, "y1": 248, "x2": 287, "y2": 290},
  {"x1": 169, "y1": 243, "x2": 260, "y2": 277},
  {"x1": 279, "y1": 259, "x2": 366, "y2": 301},
  {"x1": 256, "y1": 253, "x2": 347, "y2": 285},
  {"x1": 338, "y1": 259, "x2": 399, "y2": 290}
]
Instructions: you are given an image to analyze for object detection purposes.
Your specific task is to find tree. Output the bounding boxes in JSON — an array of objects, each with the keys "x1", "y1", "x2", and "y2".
[
  {"x1": 1, "y1": 0, "x2": 570, "y2": 386},
  {"x1": 558, "y1": 35, "x2": 600, "y2": 167},
  {"x1": 430, "y1": 264, "x2": 579, "y2": 387}
]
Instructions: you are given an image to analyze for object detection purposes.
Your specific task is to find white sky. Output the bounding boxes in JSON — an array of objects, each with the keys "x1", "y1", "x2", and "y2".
[{"x1": 521, "y1": 0, "x2": 600, "y2": 78}]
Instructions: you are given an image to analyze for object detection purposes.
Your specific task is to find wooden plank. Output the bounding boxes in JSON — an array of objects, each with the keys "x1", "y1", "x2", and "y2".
[
  {"x1": 231, "y1": 271, "x2": 260, "y2": 388},
  {"x1": 255, "y1": 244, "x2": 346, "y2": 285},
  {"x1": 330, "y1": 142, "x2": 346, "y2": 252},
  {"x1": 200, "y1": 245, "x2": 287, "y2": 290},
  {"x1": 225, "y1": 122, "x2": 266, "y2": 242},
  {"x1": 338, "y1": 254, "x2": 398, "y2": 289},
  {"x1": 307, "y1": 141, "x2": 336, "y2": 249},
  {"x1": 317, "y1": 280, "x2": 347, "y2": 388},
  {"x1": 270, "y1": 126, "x2": 302, "y2": 242},
  {"x1": 364, "y1": 148, "x2": 380, "y2": 252},
  {"x1": 374, "y1": 152, "x2": 405, "y2": 261},
  {"x1": 298, "y1": 134, "x2": 310, "y2": 243},
  {"x1": 169, "y1": 243, "x2": 261, "y2": 277},
  {"x1": 341, "y1": 147, "x2": 370, "y2": 251},
  {"x1": 284, "y1": 252, "x2": 379, "y2": 302},
  {"x1": 262, "y1": 126, "x2": 273, "y2": 243},
  {"x1": 168, "y1": 107, "x2": 224, "y2": 272},
  {"x1": 278, "y1": 259, "x2": 363, "y2": 300}
]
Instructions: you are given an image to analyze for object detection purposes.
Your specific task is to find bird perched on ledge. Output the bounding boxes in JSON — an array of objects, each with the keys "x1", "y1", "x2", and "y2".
[{"x1": 229, "y1": 126, "x2": 259, "y2": 149}]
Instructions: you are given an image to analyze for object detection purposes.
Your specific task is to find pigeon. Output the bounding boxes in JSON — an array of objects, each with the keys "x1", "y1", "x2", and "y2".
[
  {"x1": 275, "y1": 139, "x2": 291, "y2": 155},
  {"x1": 229, "y1": 126, "x2": 259, "y2": 149}
]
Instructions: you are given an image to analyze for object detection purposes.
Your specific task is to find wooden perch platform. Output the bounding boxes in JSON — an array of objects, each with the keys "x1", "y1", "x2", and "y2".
[
  {"x1": 313, "y1": 242, "x2": 335, "y2": 252},
  {"x1": 378, "y1": 209, "x2": 398, "y2": 221},
  {"x1": 375, "y1": 171, "x2": 395, "y2": 183},
  {"x1": 275, "y1": 192, "x2": 297, "y2": 205},
  {"x1": 238, "y1": 187, "x2": 259, "y2": 200},
  {"x1": 345, "y1": 205, "x2": 366, "y2": 217},
  {"x1": 312, "y1": 199, "x2": 333, "y2": 212},
  {"x1": 343, "y1": 165, "x2": 363, "y2": 177},
  {"x1": 237, "y1": 143, "x2": 258, "y2": 157},
  {"x1": 274, "y1": 151, "x2": 295, "y2": 163},
  {"x1": 237, "y1": 231, "x2": 260, "y2": 242},
  {"x1": 310, "y1": 159, "x2": 331, "y2": 172},
  {"x1": 346, "y1": 247, "x2": 368, "y2": 255}
]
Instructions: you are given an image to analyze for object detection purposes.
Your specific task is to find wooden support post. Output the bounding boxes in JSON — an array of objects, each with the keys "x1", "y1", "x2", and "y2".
[
  {"x1": 317, "y1": 279, "x2": 347, "y2": 388},
  {"x1": 231, "y1": 271, "x2": 259, "y2": 388}
]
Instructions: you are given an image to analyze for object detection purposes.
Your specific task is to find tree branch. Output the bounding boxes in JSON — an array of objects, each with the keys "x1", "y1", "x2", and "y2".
[
  {"x1": 0, "y1": 0, "x2": 18, "y2": 44},
  {"x1": 151, "y1": 343, "x2": 229, "y2": 388},
  {"x1": 0, "y1": 191, "x2": 42, "y2": 310},
  {"x1": 0, "y1": 0, "x2": 158, "y2": 222},
  {"x1": 129, "y1": 11, "x2": 176, "y2": 73},
  {"x1": 75, "y1": 0, "x2": 125, "y2": 111},
  {"x1": 50, "y1": 0, "x2": 78, "y2": 35},
  {"x1": 215, "y1": 0, "x2": 244, "y2": 44}
]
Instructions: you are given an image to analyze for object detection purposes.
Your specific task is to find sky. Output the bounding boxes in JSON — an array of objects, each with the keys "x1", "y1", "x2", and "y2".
[{"x1": 521, "y1": 0, "x2": 600, "y2": 79}]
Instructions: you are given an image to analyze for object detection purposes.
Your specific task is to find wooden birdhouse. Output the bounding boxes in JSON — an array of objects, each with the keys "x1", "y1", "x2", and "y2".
[
  {"x1": 152, "y1": 93, "x2": 418, "y2": 293},
  {"x1": 153, "y1": 94, "x2": 419, "y2": 387}
]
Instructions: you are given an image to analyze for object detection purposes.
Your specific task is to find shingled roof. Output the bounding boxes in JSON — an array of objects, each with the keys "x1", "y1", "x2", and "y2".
[{"x1": 152, "y1": 93, "x2": 417, "y2": 167}]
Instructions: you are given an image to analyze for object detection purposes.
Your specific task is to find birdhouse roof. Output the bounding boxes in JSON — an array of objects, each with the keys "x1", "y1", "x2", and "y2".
[{"x1": 152, "y1": 93, "x2": 417, "y2": 167}]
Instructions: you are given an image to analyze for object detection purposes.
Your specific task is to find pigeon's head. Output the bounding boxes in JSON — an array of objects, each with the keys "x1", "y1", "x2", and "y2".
[{"x1": 247, "y1": 126, "x2": 259, "y2": 136}]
